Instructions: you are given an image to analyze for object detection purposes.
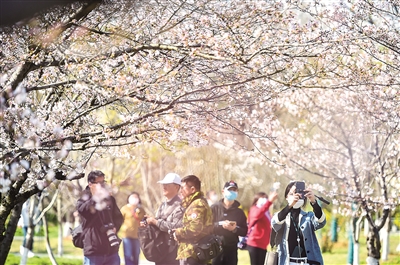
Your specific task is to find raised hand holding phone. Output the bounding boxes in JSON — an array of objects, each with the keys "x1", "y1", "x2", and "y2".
[{"x1": 295, "y1": 181, "x2": 306, "y2": 199}]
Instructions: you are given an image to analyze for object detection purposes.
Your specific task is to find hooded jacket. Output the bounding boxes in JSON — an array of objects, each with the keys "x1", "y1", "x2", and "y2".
[{"x1": 211, "y1": 199, "x2": 248, "y2": 247}]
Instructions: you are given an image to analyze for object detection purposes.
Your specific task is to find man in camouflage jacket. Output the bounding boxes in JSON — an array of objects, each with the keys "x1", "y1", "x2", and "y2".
[{"x1": 174, "y1": 175, "x2": 214, "y2": 265}]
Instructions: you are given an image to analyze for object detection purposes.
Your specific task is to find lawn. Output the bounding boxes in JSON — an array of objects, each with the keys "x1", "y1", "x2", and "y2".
[
  {"x1": 7, "y1": 226, "x2": 400, "y2": 265},
  {"x1": 237, "y1": 230, "x2": 400, "y2": 265}
]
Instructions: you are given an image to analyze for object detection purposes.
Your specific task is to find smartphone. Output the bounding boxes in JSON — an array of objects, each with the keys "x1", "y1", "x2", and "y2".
[
  {"x1": 295, "y1": 181, "x2": 306, "y2": 199},
  {"x1": 140, "y1": 216, "x2": 148, "y2": 226}
]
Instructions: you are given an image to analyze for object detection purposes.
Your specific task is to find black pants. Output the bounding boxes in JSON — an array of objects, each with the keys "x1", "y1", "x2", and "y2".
[
  {"x1": 247, "y1": 245, "x2": 267, "y2": 265},
  {"x1": 211, "y1": 245, "x2": 238, "y2": 265}
]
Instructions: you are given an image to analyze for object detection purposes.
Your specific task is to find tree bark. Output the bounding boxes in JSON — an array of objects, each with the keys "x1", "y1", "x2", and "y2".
[
  {"x1": 365, "y1": 207, "x2": 391, "y2": 265},
  {"x1": 24, "y1": 198, "x2": 37, "y2": 251},
  {"x1": 43, "y1": 214, "x2": 58, "y2": 265},
  {"x1": 381, "y1": 217, "x2": 390, "y2": 261},
  {"x1": 57, "y1": 194, "x2": 63, "y2": 256},
  {"x1": 347, "y1": 218, "x2": 355, "y2": 265},
  {"x1": 366, "y1": 228, "x2": 381, "y2": 265},
  {"x1": 353, "y1": 216, "x2": 364, "y2": 265},
  {"x1": 0, "y1": 202, "x2": 23, "y2": 265}
]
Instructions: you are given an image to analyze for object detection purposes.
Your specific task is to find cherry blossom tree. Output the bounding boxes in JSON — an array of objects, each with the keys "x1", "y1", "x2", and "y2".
[
  {"x1": 0, "y1": 0, "x2": 399, "y2": 263},
  {"x1": 0, "y1": 0, "x2": 315, "y2": 260},
  {"x1": 271, "y1": 86, "x2": 399, "y2": 264},
  {"x1": 270, "y1": 2, "x2": 400, "y2": 264}
]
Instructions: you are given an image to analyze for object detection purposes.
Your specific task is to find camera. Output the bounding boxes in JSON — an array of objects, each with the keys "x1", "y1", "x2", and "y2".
[
  {"x1": 295, "y1": 181, "x2": 306, "y2": 199},
  {"x1": 101, "y1": 223, "x2": 120, "y2": 247},
  {"x1": 141, "y1": 216, "x2": 147, "y2": 226},
  {"x1": 168, "y1": 229, "x2": 175, "y2": 246}
]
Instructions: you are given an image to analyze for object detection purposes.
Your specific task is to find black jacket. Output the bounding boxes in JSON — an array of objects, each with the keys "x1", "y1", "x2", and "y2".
[
  {"x1": 211, "y1": 199, "x2": 248, "y2": 247},
  {"x1": 77, "y1": 186, "x2": 124, "y2": 256}
]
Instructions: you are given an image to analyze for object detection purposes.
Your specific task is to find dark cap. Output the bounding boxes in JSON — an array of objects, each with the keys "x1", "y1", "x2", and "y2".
[{"x1": 224, "y1": 180, "x2": 238, "y2": 190}]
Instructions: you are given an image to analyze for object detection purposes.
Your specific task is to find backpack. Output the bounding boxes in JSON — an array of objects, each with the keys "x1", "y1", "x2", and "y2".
[
  {"x1": 70, "y1": 224, "x2": 84, "y2": 249},
  {"x1": 138, "y1": 225, "x2": 175, "y2": 263}
]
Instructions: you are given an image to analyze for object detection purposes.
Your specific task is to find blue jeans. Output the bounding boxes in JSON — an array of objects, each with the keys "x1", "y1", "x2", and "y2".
[
  {"x1": 122, "y1": 238, "x2": 140, "y2": 265},
  {"x1": 84, "y1": 252, "x2": 120, "y2": 265}
]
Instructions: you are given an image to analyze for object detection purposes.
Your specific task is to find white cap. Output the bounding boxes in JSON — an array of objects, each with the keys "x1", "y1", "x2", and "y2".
[{"x1": 157, "y1": 173, "x2": 181, "y2": 185}]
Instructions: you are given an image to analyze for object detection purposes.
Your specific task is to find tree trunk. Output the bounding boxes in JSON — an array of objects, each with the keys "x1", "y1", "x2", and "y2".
[
  {"x1": 363, "y1": 201, "x2": 390, "y2": 265},
  {"x1": 24, "y1": 198, "x2": 36, "y2": 251},
  {"x1": 364, "y1": 218, "x2": 370, "y2": 237},
  {"x1": 354, "y1": 243, "x2": 360, "y2": 265},
  {"x1": 141, "y1": 161, "x2": 152, "y2": 213},
  {"x1": 353, "y1": 216, "x2": 364, "y2": 265},
  {"x1": 57, "y1": 194, "x2": 63, "y2": 256},
  {"x1": 381, "y1": 217, "x2": 390, "y2": 261},
  {"x1": 366, "y1": 228, "x2": 381, "y2": 265},
  {"x1": 0, "y1": 202, "x2": 23, "y2": 265},
  {"x1": 347, "y1": 218, "x2": 356, "y2": 265},
  {"x1": 43, "y1": 214, "x2": 58, "y2": 265},
  {"x1": 331, "y1": 216, "x2": 338, "y2": 242}
]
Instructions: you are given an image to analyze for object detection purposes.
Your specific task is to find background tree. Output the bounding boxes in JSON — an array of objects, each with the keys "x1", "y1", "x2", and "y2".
[
  {"x1": 270, "y1": 87, "x2": 399, "y2": 264},
  {"x1": 272, "y1": 1, "x2": 400, "y2": 263},
  {"x1": 90, "y1": 143, "x2": 281, "y2": 214},
  {"x1": 0, "y1": 1, "x2": 304, "y2": 260}
]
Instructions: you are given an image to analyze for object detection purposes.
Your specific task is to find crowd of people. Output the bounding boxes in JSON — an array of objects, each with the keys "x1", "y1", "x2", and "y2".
[{"x1": 72, "y1": 170, "x2": 326, "y2": 265}]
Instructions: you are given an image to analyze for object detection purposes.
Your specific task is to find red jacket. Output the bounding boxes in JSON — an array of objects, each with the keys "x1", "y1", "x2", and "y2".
[{"x1": 246, "y1": 200, "x2": 273, "y2": 250}]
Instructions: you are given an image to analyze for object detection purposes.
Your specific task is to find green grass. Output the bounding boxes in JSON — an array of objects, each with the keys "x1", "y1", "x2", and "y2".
[
  {"x1": 8, "y1": 226, "x2": 400, "y2": 265},
  {"x1": 237, "y1": 231, "x2": 400, "y2": 265},
  {"x1": 5, "y1": 255, "x2": 82, "y2": 265},
  {"x1": 320, "y1": 232, "x2": 400, "y2": 265}
]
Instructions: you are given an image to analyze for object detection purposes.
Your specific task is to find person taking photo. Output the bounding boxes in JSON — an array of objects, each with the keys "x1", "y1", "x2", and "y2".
[
  {"x1": 77, "y1": 170, "x2": 124, "y2": 265},
  {"x1": 271, "y1": 181, "x2": 326, "y2": 265}
]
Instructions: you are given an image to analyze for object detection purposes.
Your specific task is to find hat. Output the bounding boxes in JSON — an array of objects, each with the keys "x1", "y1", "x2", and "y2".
[
  {"x1": 157, "y1": 173, "x2": 181, "y2": 185},
  {"x1": 224, "y1": 180, "x2": 238, "y2": 190}
]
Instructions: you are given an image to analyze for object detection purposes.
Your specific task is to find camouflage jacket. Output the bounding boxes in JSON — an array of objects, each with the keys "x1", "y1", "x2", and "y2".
[{"x1": 175, "y1": 191, "x2": 213, "y2": 260}]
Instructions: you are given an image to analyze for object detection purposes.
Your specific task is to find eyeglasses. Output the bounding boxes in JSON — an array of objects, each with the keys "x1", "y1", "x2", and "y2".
[{"x1": 91, "y1": 180, "x2": 107, "y2": 185}]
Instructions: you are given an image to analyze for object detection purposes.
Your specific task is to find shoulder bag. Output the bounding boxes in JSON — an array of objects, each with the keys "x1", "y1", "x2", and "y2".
[
  {"x1": 194, "y1": 234, "x2": 223, "y2": 263},
  {"x1": 264, "y1": 225, "x2": 283, "y2": 265},
  {"x1": 70, "y1": 213, "x2": 96, "y2": 249}
]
